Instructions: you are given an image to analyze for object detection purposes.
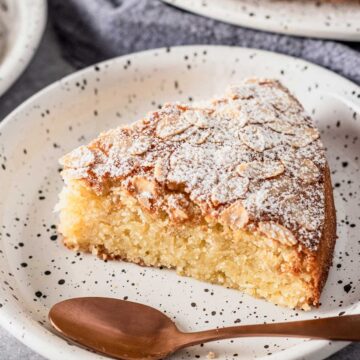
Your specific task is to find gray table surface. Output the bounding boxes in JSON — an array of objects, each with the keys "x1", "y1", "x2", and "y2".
[{"x1": 0, "y1": 20, "x2": 359, "y2": 360}]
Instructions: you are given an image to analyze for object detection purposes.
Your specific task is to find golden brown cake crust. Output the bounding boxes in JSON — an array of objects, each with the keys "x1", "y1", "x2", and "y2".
[
  {"x1": 311, "y1": 165, "x2": 337, "y2": 305},
  {"x1": 60, "y1": 78, "x2": 333, "y2": 256}
]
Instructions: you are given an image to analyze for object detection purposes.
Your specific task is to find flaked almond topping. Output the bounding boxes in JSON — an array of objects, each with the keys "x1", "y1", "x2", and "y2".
[
  {"x1": 211, "y1": 177, "x2": 249, "y2": 206},
  {"x1": 239, "y1": 124, "x2": 278, "y2": 152},
  {"x1": 291, "y1": 128, "x2": 320, "y2": 148},
  {"x1": 60, "y1": 79, "x2": 326, "y2": 252},
  {"x1": 267, "y1": 120, "x2": 296, "y2": 135},
  {"x1": 278, "y1": 148, "x2": 299, "y2": 168},
  {"x1": 154, "y1": 157, "x2": 169, "y2": 183},
  {"x1": 226, "y1": 84, "x2": 255, "y2": 100},
  {"x1": 170, "y1": 126, "x2": 197, "y2": 142},
  {"x1": 258, "y1": 221, "x2": 297, "y2": 246},
  {"x1": 133, "y1": 177, "x2": 160, "y2": 210},
  {"x1": 240, "y1": 99, "x2": 278, "y2": 125},
  {"x1": 166, "y1": 194, "x2": 190, "y2": 222},
  {"x1": 191, "y1": 109, "x2": 215, "y2": 129},
  {"x1": 132, "y1": 176, "x2": 158, "y2": 197},
  {"x1": 156, "y1": 110, "x2": 193, "y2": 138},
  {"x1": 240, "y1": 125, "x2": 266, "y2": 152},
  {"x1": 219, "y1": 201, "x2": 249, "y2": 230},
  {"x1": 271, "y1": 93, "x2": 302, "y2": 114},
  {"x1": 298, "y1": 159, "x2": 320, "y2": 184},
  {"x1": 96, "y1": 127, "x2": 132, "y2": 153},
  {"x1": 190, "y1": 130, "x2": 210, "y2": 145},
  {"x1": 167, "y1": 206, "x2": 188, "y2": 221},
  {"x1": 214, "y1": 104, "x2": 247, "y2": 128},
  {"x1": 286, "y1": 197, "x2": 317, "y2": 231},
  {"x1": 60, "y1": 146, "x2": 95, "y2": 168},
  {"x1": 298, "y1": 217, "x2": 317, "y2": 232},
  {"x1": 207, "y1": 129, "x2": 229, "y2": 144},
  {"x1": 236, "y1": 160, "x2": 284, "y2": 180},
  {"x1": 61, "y1": 167, "x2": 89, "y2": 180},
  {"x1": 266, "y1": 176, "x2": 294, "y2": 197},
  {"x1": 279, "y1": 150, "x2": 319, "y2": 184},
  {"x1": 128, "y1": 136, "x2": 152, "y2": 155}
]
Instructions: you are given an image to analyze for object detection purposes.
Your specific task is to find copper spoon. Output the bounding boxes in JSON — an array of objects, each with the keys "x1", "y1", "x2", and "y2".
[{"x1": 49, "y1": 297, "x2": 360, "y2": 360}]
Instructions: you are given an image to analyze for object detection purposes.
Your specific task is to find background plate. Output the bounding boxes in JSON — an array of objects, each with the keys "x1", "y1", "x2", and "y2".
[
  {"x1": 0, "y1": 46, "x2": 359, "y2": 360},
  {"x1": 162, "y1": 0, "x2": 360, "y2": 41},
  {"x1": 0, "y1": 0, "x2": 47, "y2": 97}
]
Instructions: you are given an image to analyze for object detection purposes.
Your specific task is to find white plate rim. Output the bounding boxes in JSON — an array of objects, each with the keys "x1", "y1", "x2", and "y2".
[
  {"x1": 161, "y1": 0, "x2": 360, "y2": 41},
  {"x1": 0, "y1": 0, "x2": 47, "y2": 97},
  {"x1": 0, "y1": 45, "x2": 359, "y2": 360}
]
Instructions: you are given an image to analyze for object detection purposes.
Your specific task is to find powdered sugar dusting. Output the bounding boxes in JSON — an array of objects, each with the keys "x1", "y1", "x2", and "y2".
[{"x1": 60, "y1": 79, "x2": 328, "y2": 251}]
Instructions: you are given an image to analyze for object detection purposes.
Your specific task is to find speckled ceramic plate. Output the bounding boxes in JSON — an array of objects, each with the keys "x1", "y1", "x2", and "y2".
[
  {"x1": 0, "y1": 0, "x2": 47, "y2": 97},
  {"x1": 161, "y1": 0, "x2": 360, "y2": 41},
  {"x1": 0, "y1": 46, "x2": 359, "y2": 360}
]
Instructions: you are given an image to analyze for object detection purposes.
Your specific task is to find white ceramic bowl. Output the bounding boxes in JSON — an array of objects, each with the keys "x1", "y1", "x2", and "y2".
[
  {"x1": 162, "y1": 0, "x2": 360, "y2": 41},
  {"x1": 0, "y1": 46, "x2": 359, "y2": 360},
  {"x1": 0, "y1": 0, "x2": 47, "y2": 97}
]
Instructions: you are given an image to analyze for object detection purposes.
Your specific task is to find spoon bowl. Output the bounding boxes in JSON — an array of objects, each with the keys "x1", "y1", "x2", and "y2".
[
  {"x1": 49, "y1": 297, "x2": 181, "y2": 360},
  {"x1": 49, "y1": 297, "x2": 360, "y2": 360}
]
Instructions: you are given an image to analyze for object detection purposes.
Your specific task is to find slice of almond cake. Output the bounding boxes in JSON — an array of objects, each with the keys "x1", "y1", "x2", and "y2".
[{"x1": 56, "y1": 78, "x2": 336, "y2": 310}]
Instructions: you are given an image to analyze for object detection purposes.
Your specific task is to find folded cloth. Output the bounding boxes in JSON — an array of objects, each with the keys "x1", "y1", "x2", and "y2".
[{"x1": 48, "y1": 0, "x2": 360, "y2": 85}]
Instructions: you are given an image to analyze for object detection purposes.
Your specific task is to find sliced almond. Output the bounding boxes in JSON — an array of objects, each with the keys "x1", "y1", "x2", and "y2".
[
  {"x1": 97, "y1": 127, "x2": 133, "y2": 153},
  {"x1": 219, "y1": 201, "x2": 249, "y2": 230},
  {"x1": 214, "y1": 104, "x2": 247, "y2": 128},
  {"x1": 170, "y1": 126, "x2": 197, "y2": 142},
  {"x1": 258, "y1": 221, "x2": 297, "y2": 246},
  {"x1": 128, "y1": 136, "x2": 152, "y2": 155},
  {"x1": 207, "y1": 129, "x2": 228, "y2": 144},
  {"x1": 211, "y1": 177, "x2": 249, "y2": 206},
  {"x1": 241, "y1": 99, "x2": 278, "y2": 125},
  {"x1": 132, "y1": 176, "x2": 159, "y2": 210},
  {"x1": 226, "y1": 85, "x2": 255, "y2": 100},
  {"x1": 271, "y1": 94, "x2": 302, "y2": 114},
  {"x1": 191, "y1": 109, "x2": 215, "y2": 129},
  {"x1": 279, "y1": 149, "x2": 320, "y2": 184},
  {"x1": 61, "y1": 167, "x2": 88, "y2": 180},
  {"x1": 166, "y1": 194, "x2": 190, "y2": 222},
  {"x1": 60, "y1": 146, "x2": 95, "y2": 168},
  {"x1": 291, "y1": 128, "x2": 320, "y2": 148},
  {"x1": 100, "y1": 150, "x2": 138, "y2": 180},
  {"x1": 236, "y1": 160, "x2": 284, "y2": 180},
  {"x1": 268, "y1": 120, "x2": 296, "y2": 135},
  {"x1": 169, "y1": 206, "x2": 188, "y2": 221},
  {"x1": 240, "y1": 125, "x2": 266, "y2": 152},
  {"x1": 298, "y1": 159, "x2": 320, "y2": 184},
  {"x1": 190, "y1": 130, "x2": 210, "y2": 145},
  {"x1": 278, "y1": 148, "x2": 299, "y2": 174},
  {"x1": 266, "y1": 177, "x2": 294, "y2": 198},
  {"x1": 156, "y1": 110, "x2": 193, "y2": 138},
  {"x1": 132, "y1": 176, "x2": 158, "y2": 197},
  {"x1": 154, "y1": 157, "x2": 169, "y2": 183},
  {"x1": 287, "y1": 198, "x2": 317, "y2": 231}
]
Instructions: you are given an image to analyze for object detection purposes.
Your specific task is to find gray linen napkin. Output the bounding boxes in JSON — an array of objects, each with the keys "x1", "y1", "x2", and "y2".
[{"x1": 48, "y1": 0, "x2": 360, "y2": 85}]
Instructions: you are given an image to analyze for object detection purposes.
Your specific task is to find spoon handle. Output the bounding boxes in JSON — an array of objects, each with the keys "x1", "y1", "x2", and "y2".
[{"x1": 177, "y1": 314, "x2": 360, "y2": 349}]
